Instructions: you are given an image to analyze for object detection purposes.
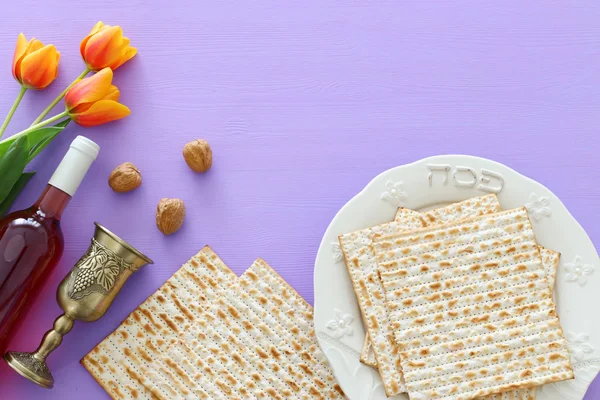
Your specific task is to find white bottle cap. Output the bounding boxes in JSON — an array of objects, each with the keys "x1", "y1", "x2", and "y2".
[{"x1": 48, "y1": 136, "x2": 100, "y2": 196}]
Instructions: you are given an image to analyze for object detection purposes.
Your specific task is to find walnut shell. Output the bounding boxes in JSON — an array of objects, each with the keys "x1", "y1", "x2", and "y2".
[
  {"x1": 108, "y1": 162, "x2": 142, "y2": 193},
  {"x1": 183, "y1": 139, "x2": 212, "y2": 172},
  {"x1": 156, "y1": 198, "x2": 185, "y2": 235}
]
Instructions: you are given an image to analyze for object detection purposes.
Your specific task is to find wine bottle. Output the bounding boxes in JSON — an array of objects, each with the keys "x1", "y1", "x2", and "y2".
[{"x1": 0, "y1": 136, "x2": 99, "y2": 354}]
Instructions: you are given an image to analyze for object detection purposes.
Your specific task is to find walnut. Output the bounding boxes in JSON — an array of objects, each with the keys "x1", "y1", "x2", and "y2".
[
  {"x1": 156, "y1": 198, "x2": 185, "y2": 235},
  {"x1": 108, "y1": 162, "x2": 141, "y2": 193},
  {"x1": 182, "y1": 139, "x2": 212, "y2": 172}
]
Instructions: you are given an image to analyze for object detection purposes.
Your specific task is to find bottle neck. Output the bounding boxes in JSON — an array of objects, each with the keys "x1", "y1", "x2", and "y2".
[{"x1": 34, "y1": 184, "x2": 71, "y2": 220}]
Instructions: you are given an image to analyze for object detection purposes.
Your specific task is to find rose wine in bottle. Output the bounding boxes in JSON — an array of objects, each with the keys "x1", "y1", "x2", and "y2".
[{"x1": 0, "y1": 136, "x2": 99, "y2": 354}]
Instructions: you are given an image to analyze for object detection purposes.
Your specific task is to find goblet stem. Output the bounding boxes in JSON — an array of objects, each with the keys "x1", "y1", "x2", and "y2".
[
  {"x1": 3, "y1": 314, "x2": 75, "y2": 389},
  {"x1": 33, "y1": 314, "x2": 74, "y2": 361}
]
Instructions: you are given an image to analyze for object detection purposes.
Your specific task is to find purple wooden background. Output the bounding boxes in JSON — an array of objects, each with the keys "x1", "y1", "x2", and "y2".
[{"x1": 0, "y1": 1, "x2": 598, "y2": 399}]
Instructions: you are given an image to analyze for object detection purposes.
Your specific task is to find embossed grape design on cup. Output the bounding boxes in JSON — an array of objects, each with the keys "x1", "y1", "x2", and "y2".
[{"x1": 3, "y1": 222, "x2": 152, "y2": 389}]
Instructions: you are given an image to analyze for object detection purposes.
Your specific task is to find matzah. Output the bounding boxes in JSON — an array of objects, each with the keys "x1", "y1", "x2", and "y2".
[
  {"x1": 81, "y1": 246, "x2": 237, "y2": 400},
  {"x1": 539, "y1": 247, "x2": 560, "y2": 291},
  {"x1": 340, "y1": 194, "x2": 502, "y2": 396},
  {"x1": 363, "y1": 243, "x2": 561, "y2": 374},
  {"x1": 139, "y1": 258, "x2": 345, "y2": 399},
  {"x1": 362, "y1": 204, "x2": 561, "y2": 370},
  {"x1": 374, "y1": 207, "x2": 573, "y2": 400}
]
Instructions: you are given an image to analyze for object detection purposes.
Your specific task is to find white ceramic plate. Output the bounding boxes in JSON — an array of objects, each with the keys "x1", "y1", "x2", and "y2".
[{"x1": 314, "y1": 155, "x2": 600, "y2": 400}]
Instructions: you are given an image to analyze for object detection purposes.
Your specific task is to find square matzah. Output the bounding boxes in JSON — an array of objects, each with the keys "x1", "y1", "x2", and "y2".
[
  {"x1": 339, "y1": 194, "x2": 502, "y2": 396},
  {"x1": 374, "y1": 207, "x2": 573, "y2": 400},
  {"x1": 362, "y1": 203, "x2": 561, "y2": 371},
  {"x1": 81, "y1": 246, "x2": 237, "y2": 400},
  {"x1": 139, "y1": 258, "x2": 344, "y2": 399}
]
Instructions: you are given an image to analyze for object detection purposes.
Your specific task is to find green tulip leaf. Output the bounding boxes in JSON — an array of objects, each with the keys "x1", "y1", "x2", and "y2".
[
  {"x1": 28, "y1": 119, "x2": 71, "y2": 162},
  {"x1": 0, "y1": 119, "x2": 70, "y2": 160},
  {"x1": 0, "y1": 135, "x2": 30, "y2": 205},
  {"x1": 0, "y1": 171, "x2": 35, "y2": 217}
]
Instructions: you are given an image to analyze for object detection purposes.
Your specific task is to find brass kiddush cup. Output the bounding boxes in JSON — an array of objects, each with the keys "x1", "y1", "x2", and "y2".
[{"x1": 4, "y1": 222, "x2": 153, "y2": 389}]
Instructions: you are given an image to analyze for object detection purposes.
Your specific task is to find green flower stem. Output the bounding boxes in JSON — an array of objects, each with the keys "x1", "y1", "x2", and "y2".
[
  {"x1": 30, "y1": 67, "x2": 90, "y2": 126},
  {"x1": 0, "y1": 86, "x2": 28, "y2": 138},
  {"x1": 2, "y1": 111, "x2": 69, "y2": 145}
]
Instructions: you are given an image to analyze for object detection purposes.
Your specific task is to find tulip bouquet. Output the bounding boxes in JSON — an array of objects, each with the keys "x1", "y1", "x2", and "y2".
[{"x1": 0, "y1": 22, "x2": 135, "y2": 215}]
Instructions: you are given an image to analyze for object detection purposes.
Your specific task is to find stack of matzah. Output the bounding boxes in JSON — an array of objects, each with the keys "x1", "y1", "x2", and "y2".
[
  {"x1": 338, "y1": 194, "x2": 573, "y2": 400},
  {"x1": 82, "y1": 248, "x2": 344, "y2": 399}
]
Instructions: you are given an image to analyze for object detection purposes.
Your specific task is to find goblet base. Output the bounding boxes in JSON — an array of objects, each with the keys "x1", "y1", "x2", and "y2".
[{"x1": 4, "y1": 351, "x2": 53, "y2": 389}]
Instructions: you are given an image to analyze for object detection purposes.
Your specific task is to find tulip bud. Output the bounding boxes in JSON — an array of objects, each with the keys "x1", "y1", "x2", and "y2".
[
  {"x1": 65, "y1": 68, "x2": 130, "y2": 127},
  {"x1": 12, "y1": 33, "x2": 60, "y2": 90},
  {"x1": 80, "y1": 22, "x2": 137, "y2": 71}
]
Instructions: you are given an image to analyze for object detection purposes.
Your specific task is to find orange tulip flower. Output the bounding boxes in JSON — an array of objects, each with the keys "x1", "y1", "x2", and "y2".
[
  {"x1": 80, "y1": 22, "x2": 137, "y2": 71},
  {"x1": 65, "y1": 68, "x2": 130, "y2": 127},
  {"x1": 12, "y1": 33, "x2": 60, "y2": 89}
]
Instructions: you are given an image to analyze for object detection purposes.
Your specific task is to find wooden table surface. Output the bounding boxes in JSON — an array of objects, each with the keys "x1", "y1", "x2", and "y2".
[{"x1": 0, "y1": 1, "x2": 598, "y2": 398}]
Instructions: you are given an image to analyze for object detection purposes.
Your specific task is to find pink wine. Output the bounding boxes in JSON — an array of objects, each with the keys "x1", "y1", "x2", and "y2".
[{"x1": 0, "y1": 136, "x2": 99, "y2": 355}]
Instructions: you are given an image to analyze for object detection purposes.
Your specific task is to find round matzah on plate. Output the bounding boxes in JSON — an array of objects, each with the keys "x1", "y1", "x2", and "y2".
[{"x1": 314, "y1": 155, "x2": 600, "y2": 400}]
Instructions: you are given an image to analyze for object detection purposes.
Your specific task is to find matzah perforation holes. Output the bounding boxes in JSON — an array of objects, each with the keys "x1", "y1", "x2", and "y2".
[
  {"x1": 133, "y1": 249, "x2": 234, "y2": 358},
  {"x1": 203, "y1": 301, "x2": 299, "y2": 398},
  {"x1": 389, "y1": 274, "x2": 550, "y2": 320},
  {"x1": 406, "y1": 338, "x2": 569, "y2": 383},
  {"x1": 81, "y1": 247, "x2": 238, "y2": 400},
  {"x1": 350, "y1": 196, "x2": 504, "y2": 397},
  {"x1": 401, "y1": 309, "x2": 558, "y2": 350},
  {"x1": 97, "y1": 316, "x2": 157, "y2": 398},
  {"x1": 249, "y1": 262, "x2": 314, "y2": 335},
  {"x1": 360, "y1": 196, "x2": 500, "y2": 372},
  {"x1": 401, "y1": 320, "x2": 565, "y2": 363},
  {"x1": 170, "y1": 337, "x2": 230, "y2": 398},
  {"x1": 361, "y1": 231, "x2": 406, "y2": 394},
  {"x1": 188, "y1": 253, "x2": 236, "y2": 300},
  {"x1": 394, "y1": 296, "x2": 555, "y2": 343},
  {"x1": 242, "y1": 261, "x2": 343, "y2": 395},
  {"x1": 379, "y1": 239, "x2": 539, "y2": 286},
  {"x1": 359, "y1": 208, "x2": 459, "y2": 373},
  {"x1": 174, "y1": 326, "x2": 243, "y2": 398},
  {"x1": 423, "y1": 364, "x2": 572, "y2": 399},
  {"x1": 143, "y1": 346, "x2": 194, "y2": 400},
  {"x1": 105, "y1": 337, "x2": 150, "y2": 399},
  {"x1": 377, "y1": 208, "x2": 573, "y2": 399},
  {"x1": 176, "y1": 324, "x2": 250, "y2": 398},
  {"x1": 380, "y1": 210, "x2": 526, "y2": 254},
  {"x1": 382, "y1": 257, "x2": 545, "y2": 302},
  {"x1": 83, "y1": 346, "x2": 127, "y2": 399},
  {"x1": 391, "y1": 286, "x2": 551, "y2": 325},
  {"x1": 380, "y1": 225, "x2": 533, "y2": 265},
  {"x1": 389, "y1": 273, "x2": 549, "y2": 319},
  {"x1": 230, "y1": 290, "x2": 328, "y2": 397},
  {"x1": 224, "y1": 287, "x2": 325, "y2": 397}
]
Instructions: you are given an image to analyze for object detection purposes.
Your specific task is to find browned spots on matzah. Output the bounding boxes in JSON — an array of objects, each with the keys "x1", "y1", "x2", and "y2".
[
  {"x1": 246, "y1": 270, "x2": 259, "y2": 281},
  {"x1": 132, "y1": 311, "x2": 141, "y2": 323},
  {"x1": 87, "y1": 357, "x2": 101, "y2": 370},
  {"x1": 124, "y1": 366, "x2": 141, "y2": 384},
  {"x1": 136, "y1": 347, "x2": 153, "y2": 363},
  {"x1": 112, "y1": 386, "x2": 125, "y2": 398},
  {"x1": 270, "y1": 347, "x2": 281, "y2": 359},
  {"x1": 287, "y1": 380, "x2": 300, "y2": 392},
  {"x1": 138, "y1": 258, "x2": 343, "y2": 399},
  {"x1": 170, "y1": 292, "x2": 195, "y2": 320},
  {"x1": 81, "y1": 246, "x2": 237, "y2": 400},
  {"x1": 374, "y1": 207, "x2": 572, "y2": 399},
  {"x1": 370, "y1": 315, "x2": 379, "y2": 329},
  {"x1": 299, "y1": 363, "x2": 313, "y2": 376}
]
